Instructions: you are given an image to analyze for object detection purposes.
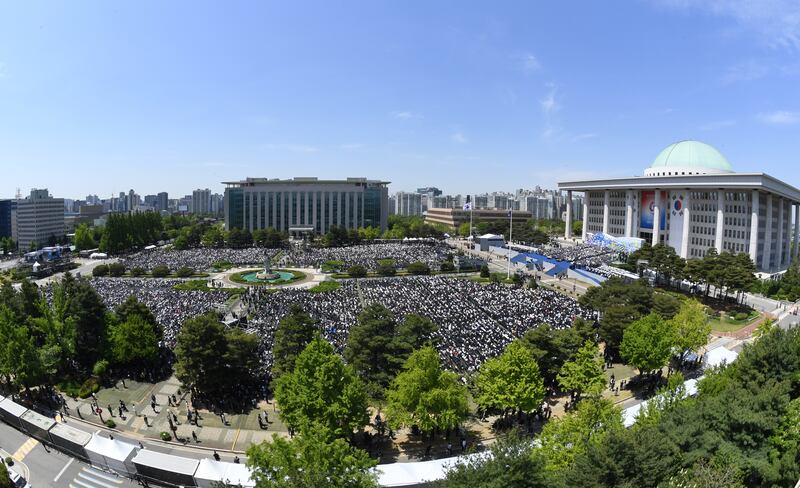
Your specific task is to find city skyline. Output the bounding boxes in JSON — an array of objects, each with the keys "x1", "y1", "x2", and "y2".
[{"x1": 2, "y1": 1, "x2": 800, "y2": 197}]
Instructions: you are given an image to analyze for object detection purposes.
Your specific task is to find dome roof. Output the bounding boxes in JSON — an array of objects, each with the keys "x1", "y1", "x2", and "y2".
[{"x1": 649, "y1": 140, "x2": 732, "y2": 173}]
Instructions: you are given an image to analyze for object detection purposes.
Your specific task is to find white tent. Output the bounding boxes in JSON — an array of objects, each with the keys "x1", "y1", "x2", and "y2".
[
  {"x1": 376, "y1": 454, "x2": 484, "y2": 487},
  {"x1": 85, "y1": 432, "x2": 138, "y2": 476},
  {"x1": 622, "y1": 401, "x2": 646, "y2": 428},
  {"x1": 194, "y1": 459, "x2": 254, "y2": 488},
  {"x1": 684, "y1": 378, "x2": 699, "y2": 396},
  {"x1": 704, "y1": 347, "x2": 738, "y2": 368}
]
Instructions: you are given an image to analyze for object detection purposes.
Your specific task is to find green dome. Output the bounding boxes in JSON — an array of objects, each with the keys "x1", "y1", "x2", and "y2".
[{"x1": 650, "y1": 140, "x2": 732, "y2": 172}]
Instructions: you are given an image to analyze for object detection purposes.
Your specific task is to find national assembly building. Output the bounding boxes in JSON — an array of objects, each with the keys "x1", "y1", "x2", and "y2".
[
  {"x1": 223, "y1": 177, "x2": 390, "y2": 235},
  {"x1": 558, "y1": 141, "x2": 800, "y2": 274}
]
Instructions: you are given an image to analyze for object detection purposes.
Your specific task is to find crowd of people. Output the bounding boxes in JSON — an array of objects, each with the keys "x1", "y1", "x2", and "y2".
[
  {"x1": 242, "y1": 275, "x2": 593, "y2": 373},
  {"x1": 88, "y1": 277, "x2": 230, "y2": 347},
  {"x1": 282, "y1": 242, "x2": 451, "y2": 270},
  {"x1": 535, "y1": 242, "x2": 620, "y2": 267},
  {"x1": 119, "y1": 248, "x2": 280, "y2": 271}
]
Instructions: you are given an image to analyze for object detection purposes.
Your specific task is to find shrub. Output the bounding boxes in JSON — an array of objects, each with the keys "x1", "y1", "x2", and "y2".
[
  {"x1": 440, "y1": 261, "x2": 455, "y2": 273},
  {"x1": 377, "y1": 264, "x2": 396, "y2": 277},
  {"x1": 406, "y1": 261, "x2": 431, "y2": 275},
  {"x1": 78, "y1": 378, "x2": 100, "y2": 398},
  {"x1": 309, "y1": 281, "x2": 341, "y2": 293},
  {"x1": 4, "y1": 456, "x2": 14, "y2": 466},
  {"x1": 160, "y1": 431, "x2": 172, "y2": 441},
  {"x1": 92, "y1": 359, "x2": 109, "y2": 377},
  {"x1": 130, "y1": 267, "x2": 146, "y2": 277},
  {"x1": 108, "y1": 262, "x2": 126, "y2": 277},
  {"x1": 347, "y1": 265, "x2": 367, "y2": 278},
  {"x1": 105, "y1": 419, "x2": 116, "y2": 428},
  {"x1": 734, "y1": 312, "x2": 749, "y2": 321},
  {"x1": 151, "y1": 265, "x2": 170, "y2": 278},
  {"x1": 92, "y1": 264, "x2": 109, "y2": 277},
  {"x1": 480, "y1": 264, "x2": 490, "y2": 278},
  {"x1": 175, "y1": 266, "x2": 194, "y2": 278}
]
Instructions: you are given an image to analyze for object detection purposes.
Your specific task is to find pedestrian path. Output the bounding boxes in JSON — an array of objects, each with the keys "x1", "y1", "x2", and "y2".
[{"x1": 68, "y1": 466, "x2": 124, "y2": 488}]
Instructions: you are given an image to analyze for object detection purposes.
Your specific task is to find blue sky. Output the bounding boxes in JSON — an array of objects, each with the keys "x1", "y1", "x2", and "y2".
[{"x1": 1, "y1": 1, "x2": 799, "y2": 199}]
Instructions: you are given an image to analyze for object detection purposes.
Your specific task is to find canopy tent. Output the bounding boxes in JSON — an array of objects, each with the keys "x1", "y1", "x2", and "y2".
[
  {"x1": 132, "y1": 449, "x2": 199, "y2": 487},
  {"x1": 704, "y1": 347, "x2": 739, "y2": 368},
  {"x1": 622, "y1": 402, "x2": 646, "y2": 428},
  {"x1": 194, "y1": 459, "x2": 255, "y2": 488},
  {"x1": 0, "y1": 397, "x2": 28, "y2": 429},
  {"x1": 376, "y1": 454, "x2": 484, "y2": 487},
  {"x1": 85, "y1": 432, "x2": 138, "y2": 477}
]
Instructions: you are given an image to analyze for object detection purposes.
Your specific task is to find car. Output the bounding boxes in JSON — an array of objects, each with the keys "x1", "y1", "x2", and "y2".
[{"x1": 6, "y1": 466, "x2": 32, "y2": 488}]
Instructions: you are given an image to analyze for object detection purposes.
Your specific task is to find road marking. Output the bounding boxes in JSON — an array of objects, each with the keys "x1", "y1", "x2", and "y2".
[
  {"x1": 12, "y1": 438, "x2": 38, "y2": 462},
  {"x1": 54, "y1": 457, "x2": 75, "y2": 483}
]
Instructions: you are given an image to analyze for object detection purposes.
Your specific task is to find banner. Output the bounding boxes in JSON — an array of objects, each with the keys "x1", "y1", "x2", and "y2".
[{"x1": 640, "y1": 191, "x2": 667, "y2": 230}]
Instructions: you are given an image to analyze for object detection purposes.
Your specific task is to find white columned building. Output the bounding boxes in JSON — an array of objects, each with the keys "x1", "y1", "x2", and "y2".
[{"x1": 558, "y1": 140, "x2": 800, "y2": 274}]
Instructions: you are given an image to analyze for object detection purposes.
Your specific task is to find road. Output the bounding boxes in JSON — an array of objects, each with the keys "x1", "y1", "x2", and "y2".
[{"x1": 0, "y1": 421, "x2": 138, "y2": 488}]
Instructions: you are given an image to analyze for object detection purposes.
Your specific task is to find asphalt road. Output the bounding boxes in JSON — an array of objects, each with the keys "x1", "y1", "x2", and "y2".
[{"x1": 0, "y1": 421, "x2": 138, "y2": 488}]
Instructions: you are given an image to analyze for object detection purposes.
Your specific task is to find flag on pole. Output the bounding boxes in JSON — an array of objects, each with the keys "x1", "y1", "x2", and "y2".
[{"x1": 463, "y1": 202, "x2": 472, "y2": 211}]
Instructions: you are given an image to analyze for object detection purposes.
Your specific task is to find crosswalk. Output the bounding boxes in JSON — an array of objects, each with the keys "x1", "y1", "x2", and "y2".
[
  {"x1": 11, "y1": 438, "x2": 38, "y2": 462},
  {"x1": 69, "y1": 467, "x2": 124, "y2": 488}
]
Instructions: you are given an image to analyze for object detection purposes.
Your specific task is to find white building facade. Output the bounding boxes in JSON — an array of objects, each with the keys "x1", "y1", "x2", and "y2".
[
  {"x1": 15, "y1": 189, "x2": 65, "y2": 250},
  {"x1": 559, "y1": 141, "x2": 800, "y2": 273}
]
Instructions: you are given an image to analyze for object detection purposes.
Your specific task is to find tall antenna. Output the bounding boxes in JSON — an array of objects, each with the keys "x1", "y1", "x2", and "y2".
[{"x1": 15, "y1": 187, "x2": 21, "y2": 200}]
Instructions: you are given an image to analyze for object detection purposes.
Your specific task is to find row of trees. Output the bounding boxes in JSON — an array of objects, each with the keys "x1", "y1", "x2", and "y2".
[
  {"x1": 0, "y1": 275, "x2": 162, "y2": 392},
  {"x1": 753, "y1": 260, "x2": 800, "y2": 302},
  {"x1": 626, "y1": 243, "x2": 757, "y2": 302},
  {"x1": 432, "y1": 326, "x2": 800, "y2": 487},
  {"x1": 199, "y1": 226, "x2": 289, "y2": 249}
]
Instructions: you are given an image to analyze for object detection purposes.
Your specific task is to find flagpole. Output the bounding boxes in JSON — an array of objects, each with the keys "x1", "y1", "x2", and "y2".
[{"x1": 507, "y1": 208, "x2": 513, "y2": 279}]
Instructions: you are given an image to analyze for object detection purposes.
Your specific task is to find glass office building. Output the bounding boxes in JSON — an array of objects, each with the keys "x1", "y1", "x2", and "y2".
[{"x1": 223, "y1": 177, "x2": 390, "y2": 234}]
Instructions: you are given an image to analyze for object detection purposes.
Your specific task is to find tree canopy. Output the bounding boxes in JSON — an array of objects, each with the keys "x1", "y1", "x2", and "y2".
[{"x1": 475, "y1": 340, "x2": 545, "y2": 414}]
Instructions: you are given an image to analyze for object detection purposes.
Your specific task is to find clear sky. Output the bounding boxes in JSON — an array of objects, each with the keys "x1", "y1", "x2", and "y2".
[{"x1": 1, "y1": 1, "x2": 799, "y2": 199}]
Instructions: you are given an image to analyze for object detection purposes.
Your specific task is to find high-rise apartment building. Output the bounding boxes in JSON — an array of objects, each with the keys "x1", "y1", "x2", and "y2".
[
  {"x1": 15, "y1": 189, "x2": 65, "y2": 250},
  {"x1": 192, "y1": 189, "x2": 212, "y2": 214},
  {"x1": 394, "y1": 191, "x2": 423, "y2": 216}
]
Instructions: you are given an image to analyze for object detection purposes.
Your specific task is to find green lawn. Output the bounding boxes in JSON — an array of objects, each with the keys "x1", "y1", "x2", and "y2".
[{"x1": 708, "y1": 311, "x2": 761, "y2": 332}]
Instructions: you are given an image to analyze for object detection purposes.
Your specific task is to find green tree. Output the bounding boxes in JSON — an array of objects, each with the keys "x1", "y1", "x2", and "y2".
[
  {"x1": 556, "y1": 340, "x2": 605, "y2": 399},
  {"x1": 74, "y1": 223, "x2": 97, "y2": 251},
  {"x1": 620, "y1": 313, "x2": 675, "y2": 375},
  {"x1": 347, "y1": 265, "x2": 367, "y2": 278},
  {"x1": 520, "y1": 324, "x2": 584, "y2": 386},
  {"x1": 274, "y1": 336, "x2": 368, "y2": 439},
  {"x1": 201, "y1": 226, "x2": 226, "y2": 248},
  {"x1": 272, "y1": 305, "x2": 317, "y2": 379},
  {"x1": 65, "y1": 277, "x2": 109, "y2": 369},
  {"x1": 406, "y1": 261, "x2": 431, "y2": 275},
  {"x1": 652, "y1": 293, "x2": 681, "y2": 320},
  {"x1": 395, "y1": 314, "x2": 438, "y2": 351},
  {"x1": 344, "y1": 304, "x2": 404, "y2": 397},
  {"x1": 480, "y1": 264, "x2": 490, "y2": 278},
  {"x1": 434, "y1": 431, "x2": 549, "y2": 488},
  {"x1": 114, "y1": 296, "x2": 161, "y2": 340},
  {"x1": 246, "y1": 423, "x2": 378, "y2": 488},
  {"x1": 109, "y1": 315, "x2": 159, "y2": 368},
  {"x1": 151, "y1": 265, "x2": 170, "y2": 277},
  {"x1": 0, "y1": 461, "x2": 14, "y2": 488},
  {"x1": 457, "y1": 222, "x2": 471, "y2": 238},
  {"x1": 668, "y1": 299, "x2": 710, "y2": 365},
  {"x1": 385, "y1": 346, "x2": 469, "y2": 435},
  {"x1": 475, "y1": 340, "x2": 545, "y2": 415},
  {"x1": 538, "y1": 398, "x2": 623, "y2": 473},
  {"x1": 174, "y1": 313, "x2": 229, "y2": 395}
]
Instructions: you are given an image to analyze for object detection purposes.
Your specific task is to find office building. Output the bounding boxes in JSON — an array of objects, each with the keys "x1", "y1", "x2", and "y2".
[
  {"x1": 156, "y1": 192, "x2": 169, "y2": 212},
  {"x1": 558, "y1": 140, "x2": 800, "y2": 273},
  {"x1": 425, "y1": 208, "x2": 531, "y2": 228},
  {"x1": 394, "y1": 192, "x2": 423, "y2": 216},
  {"x1": 15, "y1": 189, "x2": 65, "y2": 250},
  {"x1": 223, "y1": 177, "x2": 390, "y2": 234},
  {"x1": 192, "y1": 189, "x2": 212, "y2": 214},
  {"x1": 0, "y1": 199, "x2": 15, "y2": 240}
]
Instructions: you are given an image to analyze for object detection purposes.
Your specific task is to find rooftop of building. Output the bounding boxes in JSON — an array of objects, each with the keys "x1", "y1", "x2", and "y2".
[{"x1": 222, "y1": 177, "x2": 390, "y2": 186}]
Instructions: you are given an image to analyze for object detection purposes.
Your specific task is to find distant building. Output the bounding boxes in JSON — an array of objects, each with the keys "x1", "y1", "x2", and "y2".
[
  {"x1": 425, "y1": 208, "x2": 531, "y2": 228},
  {"x1": 0, "y1": 199, "x2": 15, "y2": 240},
  {"x1": 394, "y1": 192, "x2": 423, "y2": 216},
  {"x1": 416, "y1": 187, "x2": 442, "y2": 196},
  {"x1": 192, "y1": 189, "x2": 212, "y2": 214},
  {"x1": 223, "y1": 177, "x2": 390, "y2": 234},
  {"x1": 15, "y1": 189, "x2": 65, "y2": 250},
  {"x1": 156, "y1": 192, "x2": 169, "y2": 212}
]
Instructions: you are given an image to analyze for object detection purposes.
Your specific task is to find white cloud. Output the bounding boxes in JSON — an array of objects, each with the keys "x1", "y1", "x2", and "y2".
[
  {"x1": 390, "y1": 111, "x2": 421, "y2": 120},
  {"x1": 757, "y1": 111, "x2": 800, "y2": 125},
  {"x1": 264, "y1": 143, "x2": 320, "y2": 153},
  {"x1": 656, "y1": 0, "x2": 800, "y2": 49},
  {"x1": 540, "y1": 83, "x2": 561, "y2": 139},
  {"x1": 699, "y1": 118, "x2": 737, "y2": 130},
  {"x1": 521, "y1": 53, "x2": 541, "y2": 72},
  {"x1": 724, "y1": 60, "x2": 769, "y2": 83},
  {"x1": 450, "y1": 132, "x2": 468, "y2": 144}
]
